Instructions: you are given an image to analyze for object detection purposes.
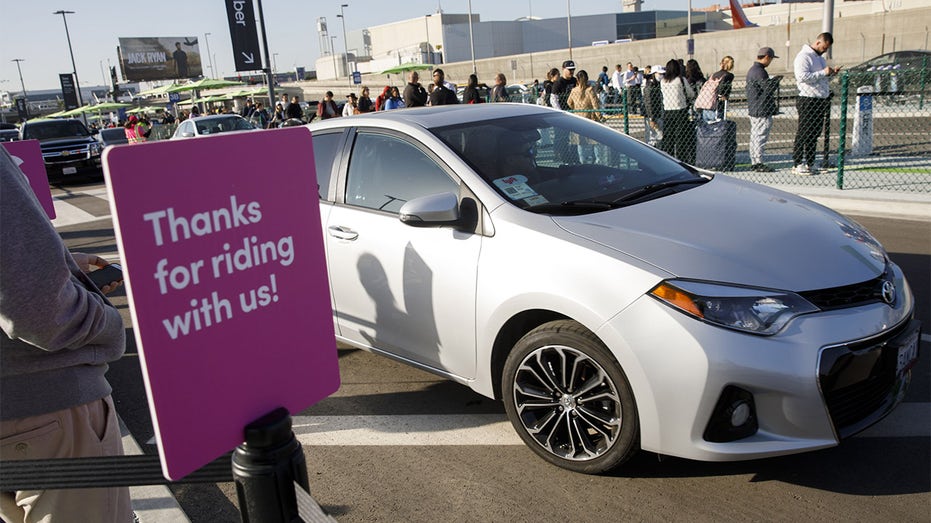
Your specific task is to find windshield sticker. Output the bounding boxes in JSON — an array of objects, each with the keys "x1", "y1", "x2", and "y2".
[
  {"x1": 493, "y1": 175, "x2": 538, "y2": 200},
  {"x1": 524, "y1": 194, "x2": 549, "y2": 206}
]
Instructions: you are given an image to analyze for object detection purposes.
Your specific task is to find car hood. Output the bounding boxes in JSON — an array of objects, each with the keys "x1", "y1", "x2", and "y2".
[
  {"x1": 36, "y1": 136, "x2": 97, "y2": 146},
  {"x1": 552, "y1": 176, "x2": 886, "y2": 291}
]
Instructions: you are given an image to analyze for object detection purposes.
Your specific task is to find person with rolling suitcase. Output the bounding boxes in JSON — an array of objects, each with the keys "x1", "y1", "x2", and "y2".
[{"x1": 694, "y1": 99, "x2": 737, "y2": 171}]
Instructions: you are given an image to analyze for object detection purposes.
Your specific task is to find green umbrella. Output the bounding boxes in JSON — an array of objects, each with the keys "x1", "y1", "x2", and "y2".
[
  {"x1": 127, "y1": 106, "x2": 165, "y2": 114},
  {"x1": 85, "y1": 102, "x2": 132, "y2": 112},
  {"x1": 58, "y1": 106, "x2": 89, "y2": 117},
  {"x1": 166, "y1": 78, "x2": 244, "y2": 93},
  {"x1": 136, "y1": 83, "x2": 182, "y2": 97},
  {"x1": 380, "y1": 63, "x2": 433, "y2": 75}
]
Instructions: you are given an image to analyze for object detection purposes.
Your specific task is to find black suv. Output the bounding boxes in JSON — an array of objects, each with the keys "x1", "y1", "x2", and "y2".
[{"x1": 20, "y1": 118, "x2": 103, "y2": 179}]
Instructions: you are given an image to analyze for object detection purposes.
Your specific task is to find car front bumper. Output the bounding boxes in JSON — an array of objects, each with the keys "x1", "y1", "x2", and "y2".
[{"x1": 597, "y1": 263, "x2": 917, "y2": 462}]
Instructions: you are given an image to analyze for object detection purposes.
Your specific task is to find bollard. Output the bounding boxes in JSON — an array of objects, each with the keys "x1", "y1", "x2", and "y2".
[
  {"x1": 851, "y1": 85, "x2": 874, "y2": 157},
  {"x1": 232, "y1": 407, "x2": 309, "y2": 523}
]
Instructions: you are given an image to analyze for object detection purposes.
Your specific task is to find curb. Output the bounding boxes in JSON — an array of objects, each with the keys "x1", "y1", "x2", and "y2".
[
  {"x1": 786, "y1": 186, "x2": 931, "y2": 222},
  {"x1": 119, "y1": 418, "x2": 191, "y2": 523}
]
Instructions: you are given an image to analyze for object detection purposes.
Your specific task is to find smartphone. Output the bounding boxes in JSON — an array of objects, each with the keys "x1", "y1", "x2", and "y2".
[{"x1": 89, "y1": 264, "x2": 123, "y2": 289}]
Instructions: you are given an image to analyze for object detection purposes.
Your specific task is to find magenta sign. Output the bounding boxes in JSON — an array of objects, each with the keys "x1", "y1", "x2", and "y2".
[
  {"x1": 103, "y1": 128, "x2": 339, "y2": 480},
  {"x1": 3, "y1": 140, "x2": 55, "y2": 219}
]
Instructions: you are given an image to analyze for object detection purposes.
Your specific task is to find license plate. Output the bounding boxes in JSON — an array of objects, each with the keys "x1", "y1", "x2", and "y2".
[
  {"x1": 63, "y1": 166, "x2": 77, "y2": 175},
  {"x1": 896, "y1": 332, "x2": 919, "y2": 375}
]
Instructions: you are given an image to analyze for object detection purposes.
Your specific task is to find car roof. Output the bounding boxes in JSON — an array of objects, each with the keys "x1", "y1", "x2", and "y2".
[
  {"x1": 308, "y1": 103, "x2": 557, "y2": 132},
  {"x1": 194, "y1": 114, "x2": 245, "y2": 121}
]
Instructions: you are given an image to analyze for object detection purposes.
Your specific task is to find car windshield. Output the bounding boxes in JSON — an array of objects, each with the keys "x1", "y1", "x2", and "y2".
[
  {"x1": 432, "y1": 112, "x2": 705, "y2": 214},
  {"x1": 22, "y1": 120, "x2": 91, "y2": 140},
  {"x1": 100, "y1": 129, "x2": 126, "y2": 140},
  {"x1": 195, "y1": 116, "x2": 254, "y2": 135}
]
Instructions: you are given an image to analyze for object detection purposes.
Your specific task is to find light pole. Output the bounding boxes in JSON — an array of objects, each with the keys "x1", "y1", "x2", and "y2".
[
  {"x1": 204, "y1": 32, "x2": 216, "y2": 79},
  {"x1": 337, "y1": 3, "x2": 349, "y2": 80},
  {"x1": 11, "y1": 58, "x2": 28, "y2": 119},
  {"x1": 467, "y1": 0, "x2": 476, "y2": 73},
  {"x1": 273, "y1": 52, "x2": 279, "y2": 74},
  {"x1": 53, "y1": 10, "x2": 85, "y2": 111},
  {"x1": 566, "y1": 0, "x2": 573, "y2": 60},
  {"x1": 330, "y1": 36, "x2": 338, "y2": 79}
]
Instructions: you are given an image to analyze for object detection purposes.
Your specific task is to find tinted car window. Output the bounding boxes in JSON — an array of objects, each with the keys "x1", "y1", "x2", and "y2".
[
  {"x1": 345, "y1": 132, "x2": 457, "y2": 213},
  {"x1": 311, "y1": 132, "x2": 342, "y2": 201},
  {"x1": 194, "y1": 116, "x2": 253, "y2": 135},
  {"x1": 22, "y1": 120, "x2": 91, "y2": 140}
]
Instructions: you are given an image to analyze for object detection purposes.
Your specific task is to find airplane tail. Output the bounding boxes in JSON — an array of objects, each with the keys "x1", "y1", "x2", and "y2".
[{"x1": 729, "y1": 0, "x2": 758, "y2": 29}]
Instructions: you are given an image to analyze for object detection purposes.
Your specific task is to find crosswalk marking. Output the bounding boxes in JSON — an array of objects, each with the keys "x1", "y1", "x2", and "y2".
[
  {"x1": 291, "y1": 403, "x2": 929, "y2": 446},
  {"x1": 51, "y1": 197, "x2": 104, "y2": 227}
]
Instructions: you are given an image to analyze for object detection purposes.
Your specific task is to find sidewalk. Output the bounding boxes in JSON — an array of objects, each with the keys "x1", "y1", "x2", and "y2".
[{"x1": 785, "y1": 184, "x2": 931, "y2": 221}]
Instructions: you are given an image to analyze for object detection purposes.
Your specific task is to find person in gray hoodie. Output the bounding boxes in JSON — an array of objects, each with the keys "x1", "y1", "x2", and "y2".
[{"x1": 0, "y1": 146, "x2": 132, "y2": 522}]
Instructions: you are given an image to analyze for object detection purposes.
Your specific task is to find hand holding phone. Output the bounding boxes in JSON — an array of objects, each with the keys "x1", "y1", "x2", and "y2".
[{"x1": 89, "y1": 264, "x2": 123, "y2": 290}]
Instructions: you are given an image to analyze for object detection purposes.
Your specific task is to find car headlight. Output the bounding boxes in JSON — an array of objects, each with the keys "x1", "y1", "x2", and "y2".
[
  {"x1": 650, "y1": 280, "x2": 819, "y2": 335},
  {"x1": 89, "y1": 143, "x2": 101, "y2": 156}
]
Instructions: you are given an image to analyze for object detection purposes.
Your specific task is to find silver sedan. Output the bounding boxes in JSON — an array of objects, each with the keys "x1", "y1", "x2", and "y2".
[{"x1": 307, "y1": 103, "x2": 919, "y2": 473}]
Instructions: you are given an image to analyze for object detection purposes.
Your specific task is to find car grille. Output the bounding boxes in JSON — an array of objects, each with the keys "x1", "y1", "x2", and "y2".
[
  {"x1": 800, "y1": 267, "x2": 890, "y2": 310},
  {"x1": 41, "y1": 142, "x2": 94, "y2": 164},
  {"x1": 818, "y1": 319, "x2": 917, "y2": 438}
]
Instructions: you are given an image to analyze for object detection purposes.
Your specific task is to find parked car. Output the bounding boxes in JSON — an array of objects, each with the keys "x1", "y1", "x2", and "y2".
[
  {"x1": 505, "y1": 83, "x2": 532, "y2": 103},
  {"x1": 306, "y1": 104, "x2": 918, "y2": 474},
  {"x1": 847, "y1": 50, "x2": 931, "y2": 95},
  {"x1": 19, "y1": 118, "x2": 102, "y2": 179},
  {"x1": 170, "y1": 114, "x2": 256, "y2": 139},
  {"x1": 0, "y1": 128, "x2": 19, "y2": 142},
  {"x1": 97, "y1": 127, "x2": 129, "y2": 148}
]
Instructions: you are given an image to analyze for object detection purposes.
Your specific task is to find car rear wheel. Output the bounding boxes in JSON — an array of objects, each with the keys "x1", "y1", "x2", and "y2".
[{"x1": 502, "y1": 320, "x2": 639, "y2": 474}]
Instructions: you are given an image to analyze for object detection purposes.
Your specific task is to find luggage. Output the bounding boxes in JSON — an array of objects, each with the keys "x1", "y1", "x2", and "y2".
[{"x1": 694, "y1": 102, "x2": 736, "y2": 171}]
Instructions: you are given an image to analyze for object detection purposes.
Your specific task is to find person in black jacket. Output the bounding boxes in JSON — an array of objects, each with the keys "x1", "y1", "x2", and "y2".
[
  {"x1": 642, "y1": 65, "x2": 665, "y2": 147},
  {"x1": 462, "y1": 74, "x2": 485, "y2": 104},
  {"x1": 746, "y1": 47, "x2": 783, "y2": 172},
  {"x1": 429, "y1": 69, "x2": 459, "y2": 105},
  {"x1": 403, "y1": 71, "x2": 428, "y2": 108}
]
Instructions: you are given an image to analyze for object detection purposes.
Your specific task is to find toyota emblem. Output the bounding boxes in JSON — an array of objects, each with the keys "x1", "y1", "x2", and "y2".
[{"x1": 881, "y1": 280, "x2": 896, "y2": 305}]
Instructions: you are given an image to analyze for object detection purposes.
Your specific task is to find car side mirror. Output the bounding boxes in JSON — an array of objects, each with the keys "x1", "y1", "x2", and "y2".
[
  {"x1": 399, "y1": 192, "x2": 461, "y2": 228},
  {"x1": 181, "y1": 131, "x2": 195, "y2": 138}
]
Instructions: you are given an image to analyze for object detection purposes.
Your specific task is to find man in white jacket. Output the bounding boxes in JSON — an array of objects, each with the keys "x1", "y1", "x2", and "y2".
[{"x1": 792, "y1": 32, "x2": 841, "y2": 175}]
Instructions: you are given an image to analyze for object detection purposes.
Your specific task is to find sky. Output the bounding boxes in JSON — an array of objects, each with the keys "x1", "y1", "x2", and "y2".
[{"x1": 1, "y1": 0, "x2": 708, "y2": 92}]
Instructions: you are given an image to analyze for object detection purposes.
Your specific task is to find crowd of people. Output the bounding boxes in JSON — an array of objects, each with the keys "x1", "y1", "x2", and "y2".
[
  {"x1": 527, "y1": 33, "x2": 836, "y2": 174},
  {"x1": 96, "y1": 32, "x2": 837, "y2": 173}
]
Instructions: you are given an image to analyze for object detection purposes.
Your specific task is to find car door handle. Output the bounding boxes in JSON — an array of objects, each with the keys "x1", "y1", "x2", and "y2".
[{"x1": 327, "y1": 225, "x2": 359, "y2": 241}]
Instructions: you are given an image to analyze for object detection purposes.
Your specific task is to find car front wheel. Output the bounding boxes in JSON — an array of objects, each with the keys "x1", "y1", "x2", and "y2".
[{"x1": 502, "y1": 320, "x2": 639, "y2": 474}]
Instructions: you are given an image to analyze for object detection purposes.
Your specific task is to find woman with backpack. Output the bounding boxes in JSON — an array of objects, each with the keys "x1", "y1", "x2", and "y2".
[{"x1": 697, "y1": 56, "x2": 735, "y2": 122}]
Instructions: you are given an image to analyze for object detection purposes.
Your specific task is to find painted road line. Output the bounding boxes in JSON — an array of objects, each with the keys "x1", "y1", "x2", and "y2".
[
  {"x1": 293, "y1": 404, "x2": 929, "y2": 446},
  {"x1": 293, "y1": 414, "x2": 524, "y2": 446},
  {"x1": 51, "y1": 197, "x2": 101, "y2": 227}
]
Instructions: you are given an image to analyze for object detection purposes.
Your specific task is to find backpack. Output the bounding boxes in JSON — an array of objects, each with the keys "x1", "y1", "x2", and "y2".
[{"x1": 693, "y1": 75, "x2": 722, "y2": 111}]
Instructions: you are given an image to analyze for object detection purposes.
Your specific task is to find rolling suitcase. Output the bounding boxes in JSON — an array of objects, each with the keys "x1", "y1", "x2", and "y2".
[{"x1": 694, "y1": 101, "x2": 736, "y2": 171}]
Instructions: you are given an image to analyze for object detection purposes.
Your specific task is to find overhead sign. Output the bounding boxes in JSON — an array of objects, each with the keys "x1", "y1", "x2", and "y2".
[
  {"x1": 118, "y1": 37, "x2": 204, "y2": 82},
  {"x1": 2, "y1": 140, "x2": 55, "y2": 219},
  {"x1": 59, "y1": 73, "x2": 78, "y2": 110},
  {"x1": 226, "y1": 0, "x2": 263, "y2": 72},
  {"x1": 103, "y1": 128, "x2": 340, "y2": 480}
]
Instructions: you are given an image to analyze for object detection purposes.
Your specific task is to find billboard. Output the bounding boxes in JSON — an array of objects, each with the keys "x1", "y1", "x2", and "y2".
[{"x1": 119, "y1": 37, "x2": 204, "y2": 82}]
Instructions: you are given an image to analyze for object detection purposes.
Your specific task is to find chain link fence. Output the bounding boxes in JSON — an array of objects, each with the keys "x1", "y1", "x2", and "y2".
[{"x1": 508, "y1": 66, "x2": 929, "y2": 193}]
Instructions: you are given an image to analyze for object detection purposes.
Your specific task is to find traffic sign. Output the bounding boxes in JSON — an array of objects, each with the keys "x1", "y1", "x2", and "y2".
[{"x1": 352, "y1": 71, "x2": 362, "y2": 84}]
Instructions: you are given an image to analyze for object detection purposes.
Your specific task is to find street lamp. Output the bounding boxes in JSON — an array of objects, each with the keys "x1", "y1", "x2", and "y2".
[
  {"x1": 11, "y1": 58, "x2": 28, "y2": 118},
  {"x1": 337, "y1": 3, "x2": 349, "y2": 79},
  {"x1": 467, "y1": 0, "x2": 476, "y2": 73},
  {"x1": 330, "y1": 36, "x2": 338, "y2": 79},
  {"x1": 566, "y1": 0, "x2": 573, "y2": 60},
  {"x1": 204, "y1": 32, "x2": 216, "y2": 79},
  {"x1": 53, "y1": 10, "x2": 85, "y2": 111},
  {"x1": 273, "y1": 52, "x2": 279, "y2": 74}
]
